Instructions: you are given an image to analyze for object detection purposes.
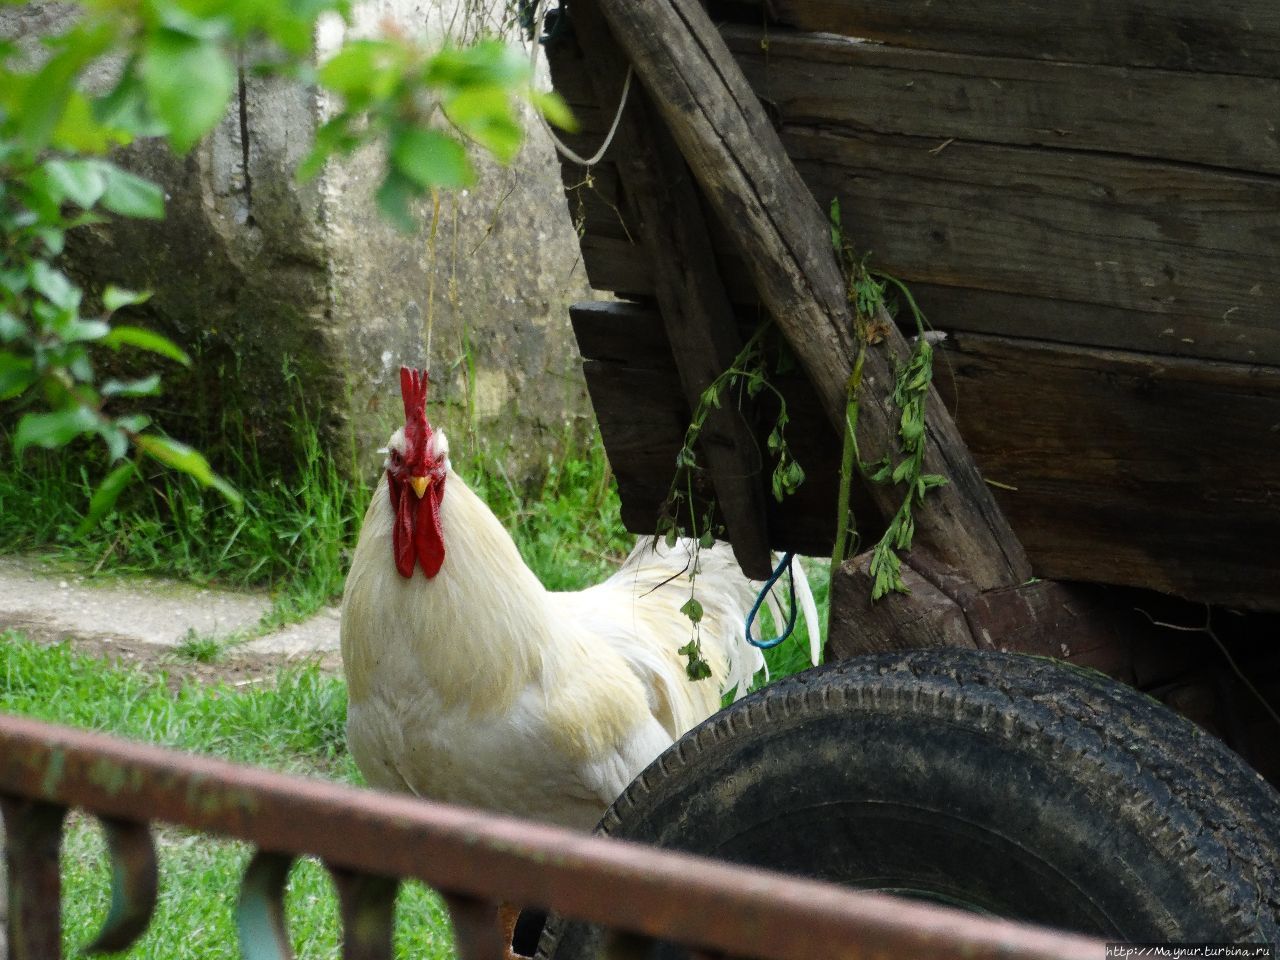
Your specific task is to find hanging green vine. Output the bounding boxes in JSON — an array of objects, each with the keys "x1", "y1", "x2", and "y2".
[
  {"x1": 829, "y1": 199, "x2": 948, "y2": 600},
  {"x1": 659, "y1": 201, "x2": 950, "y2": 680},
  {"x1": 657, "y1": 322, "x2": 804, "y2": 680}
]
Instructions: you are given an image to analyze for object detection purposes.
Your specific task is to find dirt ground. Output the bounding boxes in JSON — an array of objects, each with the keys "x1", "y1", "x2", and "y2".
[{"x1": 0, "y1": 556, "x2": 341, "y2": 685}]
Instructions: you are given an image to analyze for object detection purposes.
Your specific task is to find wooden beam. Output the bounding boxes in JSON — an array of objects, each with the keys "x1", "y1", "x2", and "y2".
[
  {"x1": 556, "y1": 3, "x2": 775, "y2": 578},
  {"x1": 784, "y1": 128, "x2": 1280, "y2": 369},
  {"x1": 585, "y1": 0, "x2": 1031, "y2": 591}
]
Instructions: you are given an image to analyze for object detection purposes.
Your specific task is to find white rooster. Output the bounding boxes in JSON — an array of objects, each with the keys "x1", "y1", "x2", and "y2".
[{"x1": 340, "y1": 367, "x2": 818, "y2": 832}]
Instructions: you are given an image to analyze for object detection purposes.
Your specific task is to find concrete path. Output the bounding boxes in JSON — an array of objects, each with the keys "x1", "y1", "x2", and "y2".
[{"x1": 0, "y1": 556, "x2": 339, "y2": 662}]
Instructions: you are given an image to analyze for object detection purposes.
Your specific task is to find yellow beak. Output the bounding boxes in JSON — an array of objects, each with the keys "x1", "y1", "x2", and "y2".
[{"x1": 410, "y1": 475, "x2": 431, "y2": 499}]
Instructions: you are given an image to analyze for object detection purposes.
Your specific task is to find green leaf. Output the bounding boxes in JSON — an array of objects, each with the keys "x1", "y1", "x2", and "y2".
[
  {"x1": 375, "y1": 170, "x2": 419, "y2": 233},
  {"x1": 102, "y1": 374, "x2": 161, "y2": 397},
  {"x1": 75, "y1": 462, "x2": 137, "y2": 537},
  {"x1": 0, "y1": 353, "x2": 37, "y2": 401},
  {"x1": 297, "y1": 116, "x2": 355, "y2": 181},
  {"x1": 64, "y1": 319, "x2": 110, "y2": 342},
  {"x1": 530, "y1": 89, "x2": 576, "y2": 132},
  {"x1": 686, "y1": 657, "x2": 712, "y2": 681},
  {"x1": 36, "y1": 227, "x2": 65, "y2": 255},
  {"x1": 115, "y1": 414, "x2": 152, "y2": 434},
  {"x1": 141, "y1": 30, "x2": 236, "y2": 153},
  {"x1": 152, "y1": 2, "x2": 231, "y2": 42},
  {"x1": 135, "y1": 434, "x2": 242, "y2": 507},
  {"x1": 30, "y1": 262, "x2": 80, "y2": 311},
  {"x1": 15, "y1": 48, "x2": 81, "y2": 155},
  {"x1": 391, "y1": 128, "x2": 473, "y2": 190},
  {"x1": 428, "y1": 41, "x2": 528, "y2": 89},
  {"x1": 99, "y1": 166, "x2": 165, "y2": 219},
  {"x1": 52, "y1": 91, "x2": 129, "y2": 153},
  {"x1": 445, "y1": 87, "x2": 523, "y2": 162},
  {"x1": 43, "y1": 159, "x2": 107, "y2": 208},
  {"x1": 0, "y1": 311, "x2": 27, "y2": 343},
  {"x1": 829, "y1": 197, "x2": 842, "y2": 253},
  {"x1": 318, "y1": 39, "x2": 402, "y2": 99},
  {"x1": 103, "y1": 285, "x2": 152, "y2": 311},
  {"x1": 102, "y1": 325, "x2": 190, "y2": 365},
  {"x1": 680, "y1": 596, "x2": 704, "y2": 624},
  {"x1": 96, "y1": 422, "x2": 129, "y2": 462},
  {"x1": 14, "y1": 406, "x2": 99, "y2": 453}
]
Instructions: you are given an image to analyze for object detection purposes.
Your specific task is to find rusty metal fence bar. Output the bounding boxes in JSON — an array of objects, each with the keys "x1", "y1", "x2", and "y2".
[{"x1": 0, "y1": 712, "x2": 1104, "y2": 960}]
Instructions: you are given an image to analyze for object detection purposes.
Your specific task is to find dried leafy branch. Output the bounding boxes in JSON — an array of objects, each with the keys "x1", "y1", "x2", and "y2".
[{"x1": 829, "y1": 199, "x2": 948, "y2": 600}]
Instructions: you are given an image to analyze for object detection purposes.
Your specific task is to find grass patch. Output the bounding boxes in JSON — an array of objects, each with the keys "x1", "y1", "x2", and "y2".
[
  {"x1": 174, "y1": 627, "x2": 228, "y2": 663},
  {"x1": 62, "y1": 825, "x2": 454, "y2": 960},
  {"x1": 0, "y1": 631, "x2": 353, "y2": 777}
]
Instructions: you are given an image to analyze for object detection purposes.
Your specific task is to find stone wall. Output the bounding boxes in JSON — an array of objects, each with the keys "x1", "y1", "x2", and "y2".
[{"x1": 3, "y1": 0, "x2": 594, "y2": 482}]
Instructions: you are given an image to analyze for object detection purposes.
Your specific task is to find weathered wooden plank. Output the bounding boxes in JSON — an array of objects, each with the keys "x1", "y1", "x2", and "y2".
[
  {"x1": 588, "y1": 0, "x2": 1032, "y2": 592},
  {"x1": 567, "y1": 1, "x2": 776, "y2": 578},
  {"x1": 735, "y1": 0, "x2": 1280, "y2": 77},
  {"x1": 727, "y1": 28, "x2": 1280, "y2": 175},
  {"x1": 904, "y1": 284, "x2": 1278, "y2": 367},
  {"x1": 931, "y1": 333, "x2": 1280, "y2": 609},
  {"x1": 828, "y1": 550, "x2": 1140, "y2": 679},
  {"x1": 575, "y1": 302, "x2": 1280, "y2": 608},
  {"x1": 556, "y1": 104, "x2": 1280, "y2": 367},
  {"x1": 783, "y1": 128, "x2": 1280, "y2": 368}
]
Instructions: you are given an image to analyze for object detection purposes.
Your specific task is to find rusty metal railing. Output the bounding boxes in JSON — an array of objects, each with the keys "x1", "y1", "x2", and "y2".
[{"x1": 0, "y1": 712, "x2": 1104, "y2": 960}]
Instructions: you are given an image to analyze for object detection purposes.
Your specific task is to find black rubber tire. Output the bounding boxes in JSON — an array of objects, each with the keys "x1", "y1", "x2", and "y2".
[{"x1": 538, "y1": 650, "x2": 1280, "y2": 957}]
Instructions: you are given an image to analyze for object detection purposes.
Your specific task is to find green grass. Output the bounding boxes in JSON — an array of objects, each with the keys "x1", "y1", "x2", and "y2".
[
  {"x1": 0, "y1": 632, "x2": 352, "y2": 777},
  {"x1": 0, "y1": 631, "x2": 453, "y2": 959},
  {"x1": 0, "y1": 398, "x2": 367, "y2": 629}
]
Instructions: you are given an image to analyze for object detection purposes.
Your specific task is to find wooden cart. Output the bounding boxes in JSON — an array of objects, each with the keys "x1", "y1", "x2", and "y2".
[{"x1": 532, "y1": 0, "x2": 1280, "y2": 945}]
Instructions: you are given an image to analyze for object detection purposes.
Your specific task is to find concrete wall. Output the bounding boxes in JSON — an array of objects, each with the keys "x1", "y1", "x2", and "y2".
[{"x1": 3, "y1": 0, "x2": 594, "y2": 482}]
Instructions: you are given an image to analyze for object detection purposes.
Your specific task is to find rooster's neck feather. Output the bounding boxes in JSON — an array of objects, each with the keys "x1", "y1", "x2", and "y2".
[{"x1": 341, "y1": 467, "x2": 552, "y2": 713}]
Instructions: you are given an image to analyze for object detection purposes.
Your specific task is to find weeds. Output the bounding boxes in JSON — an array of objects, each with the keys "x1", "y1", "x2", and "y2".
[{"x1": 174, "y1": 628, "x2": 226, "y2": 664}]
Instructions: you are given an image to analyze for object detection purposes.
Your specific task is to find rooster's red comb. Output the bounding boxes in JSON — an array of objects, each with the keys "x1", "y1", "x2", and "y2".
[{"x1": 399, "y1": 367, "x2": 433, "y2": 461}]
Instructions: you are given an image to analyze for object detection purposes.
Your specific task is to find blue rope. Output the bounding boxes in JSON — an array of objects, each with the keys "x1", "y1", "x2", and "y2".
[{"x1": 745, "y1": 551, "x2": 797, "y2": 650}]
